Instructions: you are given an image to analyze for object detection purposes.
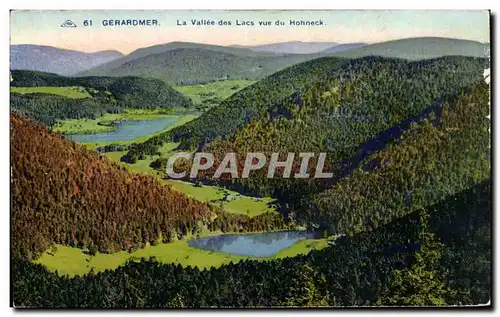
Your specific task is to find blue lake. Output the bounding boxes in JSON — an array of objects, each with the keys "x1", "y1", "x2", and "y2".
[
  {"x1": 67, "y1": 117, "x2": 178, "y2": 143},
  {"x1": 188, "y1": 231, "x2": 319, "y2": 257}
]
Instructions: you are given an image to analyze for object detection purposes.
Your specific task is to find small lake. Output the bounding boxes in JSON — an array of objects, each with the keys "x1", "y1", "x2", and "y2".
[
  {"x1": 188, "y1": 231, "x2": 319, "y2": 257},
  {"x1": 67, "y1": 117, "x2": 178, "y2": 143}
]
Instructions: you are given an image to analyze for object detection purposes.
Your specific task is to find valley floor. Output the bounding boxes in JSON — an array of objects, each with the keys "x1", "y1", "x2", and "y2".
[
  {"x1": 35, "y1": 235, "x2": 329, "y2": 277},
  {"x1": 34, "y1": 105, "x2": 329, "y2": 277}
]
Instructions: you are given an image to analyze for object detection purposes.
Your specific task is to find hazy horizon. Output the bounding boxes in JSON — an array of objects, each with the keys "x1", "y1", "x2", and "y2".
[
  {"x1": 11, "y1": 10, "x2": 490, "y2": 54},
  {"x1": 10, "y1": 36, "x2": 491, "y2": 56}
]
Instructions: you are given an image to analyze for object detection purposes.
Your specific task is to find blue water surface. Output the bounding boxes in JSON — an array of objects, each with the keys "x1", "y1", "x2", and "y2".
[
  {"x1": 188, "y1": 231, "x2": 319, "y2": 257},
  {"x1": 67, "y1": 117, "x2": 178, "y2": 143}
]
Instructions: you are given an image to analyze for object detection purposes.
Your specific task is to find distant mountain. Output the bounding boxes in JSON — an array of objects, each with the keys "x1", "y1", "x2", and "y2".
[
  {"x1": 78, "y1": 38, "x2": 488, "y2": 84},
  {"x1": 236, "y1": 41, "x2": 338, "y2": 54},
  {"x1": 79, "y1": 47, "x2": 316, "y2": 85},
  {"x1": 10, "y1": 44, "x2": 123, "y2": 75},
  {"x1": 330, "y1": 37, "x2": 489, "y2": 60},
  {"x1": 320, "y1": 43, "x2": 367, "y2": 54},
  {"x1": 78, "y1": 41, "x2": 283, "y2": 78}
]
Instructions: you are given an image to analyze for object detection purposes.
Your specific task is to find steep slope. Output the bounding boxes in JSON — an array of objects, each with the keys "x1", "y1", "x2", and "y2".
[
  {"x1": 331, "y1": 37, "x2": 489, "y2": 60},
  {"x1": 308, "y1": 81, "x2": 490, "y2": 235},
  {"x1": 10, "y1": 44, "x2": 123, "y2": 75},
  {"x1": 123, "y1": 56, "x2": 349, "y2": 161},
  {"x1": 237, "y1": 41, "x2": 338, "y2": 54},
  {"x1": 194, "y1": 56, "x2": 488, "y2": 201},
  {"x1": 10, "y1": 114, "x2": 215, "y2": 258}
]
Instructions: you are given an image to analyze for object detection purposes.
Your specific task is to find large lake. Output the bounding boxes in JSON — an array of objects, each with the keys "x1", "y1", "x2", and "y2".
[
  {"x1": 67, "y1": 117, "x2": 178, "y2": 143},
  {"x1": 188, "y1": 231, "x2": 319, "y2": 257}
]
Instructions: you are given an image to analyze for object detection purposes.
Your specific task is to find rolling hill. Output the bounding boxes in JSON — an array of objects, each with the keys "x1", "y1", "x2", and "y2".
[
  {"x1": 10, "y1": 70, "x2": 192, "y2": 125},
  {"x1": 124, "y1": 56, "x2": 488, "y2": 165},
  {"x1": 76, "y1": 38, "x2": 488, "y2": 85},
  {"x1": 10, "y1": 44, "x2": 123, "y2": 75},
  {"x1": 190, "y1": 56, "x2": 489, "y2": 217},
  {"x1": 330, "y1": 37, "x2": 489, "y2": 60},
  {"x1": 78, "y1": 46, "x2": 317, "y2": 85},
  {"x1": 10, "y1": 113, "x2": 215, "y2": 257},
  {"x1": 80, "y1": 48, "x2": 316, "y2": 85},
  {"x1": 77, "y1": 41, "x2": 293, "y2": 78}
]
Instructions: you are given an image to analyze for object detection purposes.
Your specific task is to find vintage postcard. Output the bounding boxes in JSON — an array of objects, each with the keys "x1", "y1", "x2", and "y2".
[{"x1": 10, "y1": 10, "x2": 491, "y2": 308}]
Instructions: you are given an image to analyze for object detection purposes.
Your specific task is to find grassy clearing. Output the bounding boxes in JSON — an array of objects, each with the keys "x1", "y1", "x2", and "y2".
[
  {"x1": 162, "y1": 180, "x2": 276, "y2": 217},
  {"x1": 98, "y1": 133, "x2": 277, "y2": 218},
  {"x1": 11, "y1": 86, "x2": 92, "y2": 99},
  {"x1": 54, "y1": 109, "x2": 195, "y2": 136},
  {"x1": 103, "y1": 150, "x2": 277, "y2": 218},
  {"x1": 174, "y1": 80, "x2": 256, "y2": 108},
  {"x1": 79, "y1": 114, "x2": 198, "y2": 151},
  {"x1": 35, "y1": 236, "x2": 329, "y2": 277}
]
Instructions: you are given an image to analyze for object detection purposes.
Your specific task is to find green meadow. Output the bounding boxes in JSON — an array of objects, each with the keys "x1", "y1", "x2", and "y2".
[
  {"x1": 174, "y1": 79, "x2": 256, "y2": 108},
  {"x1": 11, "y1": 86, "x2": 91, "y2": 99},
  {"x1": 103, "y1": 149, "x2": 277, "y2": 217},
  {"x1": 35, "y1": 236, "x2": 329, "y2": 277},
  {"x1": 54, "y1": 109, "x2": 196, "y2": 136}
]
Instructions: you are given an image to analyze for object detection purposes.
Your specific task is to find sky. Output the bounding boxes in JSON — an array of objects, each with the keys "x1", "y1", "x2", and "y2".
[{"x1": 10, "y1": 10, "x2": 490, "y2": 54}]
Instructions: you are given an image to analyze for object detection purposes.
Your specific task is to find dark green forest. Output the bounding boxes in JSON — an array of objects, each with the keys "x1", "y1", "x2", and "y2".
[
  {"x1": 12, "y1": 180, "x2": 491, "y2": 307},
  {"x1": 10, "y1": 70, "x2": 192, "y2": 125}
]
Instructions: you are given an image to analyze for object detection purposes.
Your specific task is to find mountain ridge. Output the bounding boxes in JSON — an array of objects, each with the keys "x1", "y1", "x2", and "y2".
[{"x1": 10, "y1": 44, "x2": 124, "y2": 75}]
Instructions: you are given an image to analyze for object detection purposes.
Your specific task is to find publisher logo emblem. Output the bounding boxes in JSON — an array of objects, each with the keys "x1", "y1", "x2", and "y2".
[{"x1": 61, "y1": 20, "x2": 77, "y2": 28}]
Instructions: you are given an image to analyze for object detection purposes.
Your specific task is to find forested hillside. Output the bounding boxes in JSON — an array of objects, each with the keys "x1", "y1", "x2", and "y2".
[
  {"x1": 12, "y1": 180, "x2": 491, "y2": 307},
  {"x1": 124, "y1": 56, "x2": 488, "y2": 188},
  {"x1": 197, "y1": 56, "x2": 488, "y2": 198},
  {"x1": 306, "y1": 81, "x2": 490, "y2": 234},
  {"x1": 122, "y1": 56, "x2": 490, "y2": 247},
  {"x1": 123, "y1": 56, "x2": 349, "y2": 161},
  {"x1": 10, "y1": 93, "x2": 107, "y2": 126},
  {"x1": 11, "y1": 115, "x2": 287, "y2": 260},
  {"x1": 10, "y1": 70, "x2": 192, "y2": 125}
]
